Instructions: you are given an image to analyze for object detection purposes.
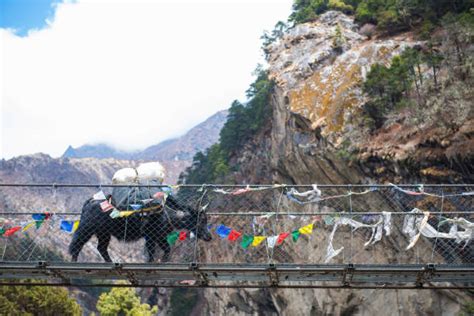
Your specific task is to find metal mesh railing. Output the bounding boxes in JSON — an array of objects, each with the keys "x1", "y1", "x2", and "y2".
[{"x1": 0, "y1": 184, "x2": 472, "y2": 267}]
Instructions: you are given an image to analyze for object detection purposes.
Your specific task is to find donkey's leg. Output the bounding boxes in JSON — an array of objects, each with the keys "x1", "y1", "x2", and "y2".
[
  {"x1": 97, "y1": 233, "x2": 112, "y2": 262},
  {"x1": 157, "y1": 238, "x2": 171, "y2": 263},
  {"x1": 69, "y1": 224, "x2": 94, "y2": 262},
  {"x1": 145, "y1": 237, "x2": 156, "y2": 263}
]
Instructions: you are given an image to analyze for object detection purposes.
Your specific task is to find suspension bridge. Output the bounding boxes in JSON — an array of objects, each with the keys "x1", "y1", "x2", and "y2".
[{"x1": 0, "y1": 183, "x2": 472, "y2": 289}]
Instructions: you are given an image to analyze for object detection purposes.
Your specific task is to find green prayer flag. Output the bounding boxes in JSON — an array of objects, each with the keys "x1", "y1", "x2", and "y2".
[
  {"x1": 240, "y1": 235, "x2": 254, "y2": 249},
  {"x1": 166, "y1": 231, "x2": 179, "y2": 246},
  {"x1": 0, "y1": 228, "x2": 4, "y2": 236},
  {"x1": 35, "y1": 220, "x2": 44, "y2": 229},
  {"x1": 291, "y1": 230, "x2": 300, "y2": 242}
]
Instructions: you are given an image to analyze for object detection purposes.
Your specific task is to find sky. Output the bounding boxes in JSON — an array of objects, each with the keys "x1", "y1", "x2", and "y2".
[{"x1": 0, "y1": 0, "x2": 293, "y2": 159}]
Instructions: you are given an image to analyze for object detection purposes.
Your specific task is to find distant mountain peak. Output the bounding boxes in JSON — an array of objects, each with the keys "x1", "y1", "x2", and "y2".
[{"x1": 60, "y1": 110, "x2": 228, "y2": 183}]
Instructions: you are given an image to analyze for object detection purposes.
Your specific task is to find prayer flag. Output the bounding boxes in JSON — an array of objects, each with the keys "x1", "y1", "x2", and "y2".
[
  {"x1": 241, "y1": 235, "x2": 254, "y2": 249},
  {"x1": 32, "y1": 213, "x2": 51, "y2": 221},
  {"x1": 100, "y1": 201, "x2": 114, "y2": 212},
  {"x1": 72, "y1": 220, "x2": 80, "y2": 232},
  {"x1": 292, "y1": 230, "x2": 300, "y2": 242},
  {"x1": 4, "y1": 226, "x2": 21, "y2": 237},
  {"x1": 228, "y1": 230, "x2": 242, "y2": 241},
  {"x1": 0, "y1": 228, "x2": 5, "y2": 236},
  {"x1": 60, "y1": 220, "x2": 74, "y2": 233},
  {"x1": 231, "y1": 188, "x2": 251, "y2": 195},
  {"x1": 35, "y1": 220, "x2": 44, "y2": 229},
  {"x1": 93, "y1": 190, "x2": 106, "y2": 200},
  {"x1": 179, "y1": 231, "x2": 187, "y2": 241},
  {"x1": 119, "y1": 211, "x2": 135, "y2": 217},
  {"x1": 22, "y1": 222, "x2": 35, "y2": 232},
  {"x1": 251, "y1": 236, "x2": 266, "y2": 247},
  {"x1": 277, "y1": 232, "x2": 290, "y2": 245},
  {"x1": 267, "y1": 236, "x2": 278, "y2": 248},
  {"x1": 323, "y1": 215, "x2": 334, "y2": 225},
  {"x1": 216, "y1": 225, "x2": 231, "y2": 238},
  {"x1": 32, "y1": 214, "x2": 45, "y2": 221},
  {"x1": 299, "y1": 223, "x2": 313, "y2": 234},
  {"x1": 153, "y1": 192, "x2": 166, "y2": 199},
  {"x1": 190, "y1": 232, "x2": 196, "y2": 239},
  {"x1": 141, "y1": 199, "x2": 154, "y2": 205},
  {"x1": 167, "y1": 231, "x2": 179, "y2": 245},
  {"x1": 130, "y1": 204, "x2": 142, "y2": 211},
  {"x1": 110, "y1": 209, "x2": 121, "y2": 219}
]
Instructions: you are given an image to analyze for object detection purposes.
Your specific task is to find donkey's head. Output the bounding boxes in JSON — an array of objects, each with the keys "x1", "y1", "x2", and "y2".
[
  {"x1": 194, "y1": 209, "x2": 212, "y2": 241},
  {"x1": 180, "y1": 208, "x2": 212, "y2": 242},
  {"x1": 166, "y1": 195, "x2": 212, "y2": 242}
]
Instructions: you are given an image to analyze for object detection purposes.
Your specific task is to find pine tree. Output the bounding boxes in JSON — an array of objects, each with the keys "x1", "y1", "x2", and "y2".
[
  {"x1": 96, "y1": 285, "x2": 158, "y2": 316},
  {"x1": 0, "y1": 283, "x2": 82, "y2": 315}
]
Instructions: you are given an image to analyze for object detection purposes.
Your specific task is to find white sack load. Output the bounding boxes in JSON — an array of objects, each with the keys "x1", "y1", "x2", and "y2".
[
  {"x1": 112, "y1": 168, "x2": 138, "y2": 184},
  {"x1": 136, "y1": 162, "x2": 165, "y2": 184}
]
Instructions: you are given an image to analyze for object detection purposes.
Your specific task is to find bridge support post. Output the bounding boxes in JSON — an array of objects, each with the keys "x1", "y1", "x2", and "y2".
[
  {"x1": 416, "y1": 263, "x2": 435, "y2": 287},
  {"x1": 190, "y1": 262, "x2": 208, "y2": 286},
  {"x1": 342, "y1": 264, "x2": 355, "y2": 287},
  {"x1": 268, "y1": 263, "x2": 279, "y2": 287}
]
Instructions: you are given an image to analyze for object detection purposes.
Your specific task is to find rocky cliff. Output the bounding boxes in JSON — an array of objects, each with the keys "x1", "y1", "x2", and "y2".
[{"x1": 193, "y1": 11, "x2": 473, "y2": 315}]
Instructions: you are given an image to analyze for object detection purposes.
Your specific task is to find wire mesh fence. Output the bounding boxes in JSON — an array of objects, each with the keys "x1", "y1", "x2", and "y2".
[{"x1": 0, "y1": 184, "x2": 472, "y2": 267}]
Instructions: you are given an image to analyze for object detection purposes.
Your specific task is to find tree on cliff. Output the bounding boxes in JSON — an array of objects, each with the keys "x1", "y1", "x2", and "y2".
[
  {"x1": 289, "y1": 0, "x2": 472, "y2": 33},
  {"x1": 96, "y1": 285, "x2": 158, "y2": 316},
  {"x1": 0, "y1": 283, "x2": 81, "y2": 315},
  {"x1": 180, "y1": 68, "x2": 273, "y2": 184}
]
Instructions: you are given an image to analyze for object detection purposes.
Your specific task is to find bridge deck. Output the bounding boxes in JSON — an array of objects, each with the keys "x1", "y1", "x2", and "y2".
[{"x1": 0, "y1": 262, "x2": 472, "y2": 289}]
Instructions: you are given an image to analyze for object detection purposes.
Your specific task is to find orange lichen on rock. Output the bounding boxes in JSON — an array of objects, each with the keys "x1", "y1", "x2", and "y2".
[
  {"x1": 420, "y1": 167, "x2": 457, "y2": 178},
  {"x1": 289, "y1": 62, "x2": 362, "y2": 134}
]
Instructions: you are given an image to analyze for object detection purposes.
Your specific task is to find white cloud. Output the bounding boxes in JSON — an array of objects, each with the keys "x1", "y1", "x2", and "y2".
[{"x1": 1, "y1": 0, "x2": 292, "y2": 159}]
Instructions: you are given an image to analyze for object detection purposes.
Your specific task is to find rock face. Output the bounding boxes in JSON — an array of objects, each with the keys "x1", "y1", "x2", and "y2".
[
  {"x1": 62, "y1": 110, "x2": 228, "y2": 183},
  {"x1": 195, "y1": 11, "x2": 472, "y2": 315},
  {"x1": 268, "y1": 11, "x2": 416, "y2": 145}
]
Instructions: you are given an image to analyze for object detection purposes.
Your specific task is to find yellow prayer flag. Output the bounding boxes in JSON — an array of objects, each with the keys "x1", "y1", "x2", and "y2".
[
  {"x1": 298, "y1": 223, "x2": 313, "y2": 235},
  {"x1": 22, "y1": 222, "x2": 35, "y2": 232},
  {"x1": 119, "y1": 211, "x2": 135, "y2": 218},
  {"x1": 72, "y1": 220, "x2": 80, "y2": 232},
  {"x1": 251, "y1": 236, "x2": 266, "y2": 247}
]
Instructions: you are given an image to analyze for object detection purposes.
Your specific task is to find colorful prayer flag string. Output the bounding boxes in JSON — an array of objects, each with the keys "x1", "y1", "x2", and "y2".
[{"x1": 60, "y1": 220, "x2": 80, "y2": 233}]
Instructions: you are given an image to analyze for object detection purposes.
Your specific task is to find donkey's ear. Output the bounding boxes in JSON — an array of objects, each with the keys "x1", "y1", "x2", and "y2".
[{"x1": 200, "y1": 203, "x2": 209, "y2": 213}]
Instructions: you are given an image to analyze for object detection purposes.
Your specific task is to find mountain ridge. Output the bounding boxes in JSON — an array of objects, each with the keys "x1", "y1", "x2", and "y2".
[
  {"x1": 62, "y1": 110, "x2": 228, "y2": 161},
  {"x1": 60, "y1": 110, "x2": 228, "y2": 183}
]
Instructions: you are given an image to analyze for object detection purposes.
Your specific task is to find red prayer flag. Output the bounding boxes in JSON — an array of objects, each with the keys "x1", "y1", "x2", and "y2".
[
  {"x1": 179, "y1": 231, "x2": 187, "y2": 241},
  {"x1": 100, "y1": 201, "x2": 114, "y2": 212},
  {"x1": 228, "y1": 229, "x2": 242, "y2": 241},
  {"x1": 153, "y1": 192, "x2": 166, "y2": 199},
  {"x1": 231, "y1": 188, "x2": 251, "y2": 196},
  {"x1": 4, "y1": 226, "x2": 21, "y2": 237},
  {"x1": 277, "y1": 232, "x2": 290, "y2": 245}
]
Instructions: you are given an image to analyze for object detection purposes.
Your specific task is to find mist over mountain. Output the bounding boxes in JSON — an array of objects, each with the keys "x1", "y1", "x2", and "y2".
[
  {"x1": 60, "y1": 110, "x2": 228, "y2": 183},
  {"x1": 63, "y1": 110, "x2": 227, "y2": 161}
]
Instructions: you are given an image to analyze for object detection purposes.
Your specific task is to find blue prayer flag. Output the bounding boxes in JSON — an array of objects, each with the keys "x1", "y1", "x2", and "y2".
[
  {"x1": 60, "y1": 220, "x2": 73, "y2": 232},
  {"x1": 130, "y1": 204, "x2": 142, "y2": 210},
  {"x1": 215, "y1": 225, "x2": 231, "y2": 238},
  {"x1": 32, "y1": 214, "x2": 45, "y2": 221}
]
